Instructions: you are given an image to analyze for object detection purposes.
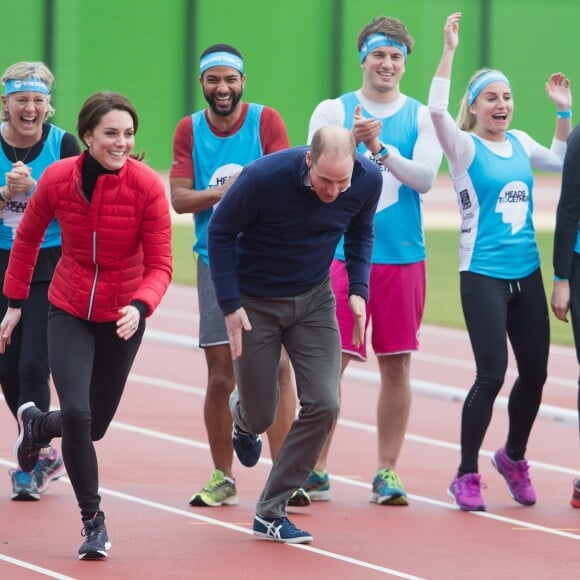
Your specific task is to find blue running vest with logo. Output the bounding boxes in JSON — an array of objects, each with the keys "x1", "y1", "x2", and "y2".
[
  {"x1": 191, "y1": 104, "x2": 264, "y2": 265},
  {"x1": 0, "y1": 124, "x2": 65, "y2": 250},
  {"x1": 334, "y1": 92, "x2": 422, "y2": 264},
  {"x1": 457, "y1": 132, "x2": 537, "y2": 278}
]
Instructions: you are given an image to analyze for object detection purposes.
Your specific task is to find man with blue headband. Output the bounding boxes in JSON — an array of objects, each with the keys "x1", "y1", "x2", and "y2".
[
  {"x1": 170, "y1": 44, "x2": 300, "y2": 509},
  {"x1": 304, "y1": 16, "x2": 442, "y2": 507}
]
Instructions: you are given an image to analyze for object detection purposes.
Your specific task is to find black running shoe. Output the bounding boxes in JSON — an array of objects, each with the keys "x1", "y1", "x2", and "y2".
[
  {"x1": 79, "y1": 514, "x2": 111, "y2": 560},
  {"x1": 15, "y1": 402, "x2": 43, "y2": 472}
]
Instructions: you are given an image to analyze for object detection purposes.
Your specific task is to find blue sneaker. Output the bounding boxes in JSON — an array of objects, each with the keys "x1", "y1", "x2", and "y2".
[
  {"x1": 253, "y1": 514, "x2": 313, "y2": 544},
  {"x1": 10, "y1": 469, "x2": 40, "y2": 501},
  {"x1": 232, "y1": 423, "x2": 262, "y2": 467},
  {"x1": 303, "y1": 470, "x2": 331, "y2": 501}
]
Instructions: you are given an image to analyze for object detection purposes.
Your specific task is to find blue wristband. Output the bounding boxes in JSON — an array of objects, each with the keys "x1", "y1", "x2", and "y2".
[
  {"x1": 554, "y1": 275, "x2": 569, "y2": 281},
  {"x1": 557, "y1": 110, "x2": 572, "y2": 118}
]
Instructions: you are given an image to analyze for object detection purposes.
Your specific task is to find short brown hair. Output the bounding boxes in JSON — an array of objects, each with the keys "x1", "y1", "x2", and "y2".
[{"x1": 357, "y1": 16, "x2": 414, "y2": 56}]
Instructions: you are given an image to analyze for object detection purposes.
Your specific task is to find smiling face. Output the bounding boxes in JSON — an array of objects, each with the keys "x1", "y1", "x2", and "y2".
[
  {"x1": 1, "y1": 91, "x2": 50, "y2": 143},
  {"x1": 84, "y1": 109, "x2": 135, "y2": 170},
  {"x1": 361, "y1": 46, "x2": 405, "y2": 100},
  {"x1": 200, "y1": 66, "x2": 245, "y2": 117},
  {"x1": 470, "y1": 81, "x2": 513, "y2": 141}
]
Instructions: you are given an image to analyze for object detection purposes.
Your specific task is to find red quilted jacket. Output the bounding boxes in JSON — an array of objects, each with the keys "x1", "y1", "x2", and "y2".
[{"x1": 3, "y1": 152, "x2": 172, "y2": 322}]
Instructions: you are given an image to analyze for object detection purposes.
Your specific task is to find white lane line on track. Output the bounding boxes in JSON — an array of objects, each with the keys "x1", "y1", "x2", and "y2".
[
  {"x1": 131, "y1": 368, "x2": 579, "y2": 447},
  {"x1": 1, "y1": 437, "x2": 578, "y2": 580},
  {"x1": 143, "y1": 328, "x2": 580, "y2": 398},
  {"x1": 133, "y1": 335, "x2": 580, "y2": 427},
  {"x1": 3, "y1": 407, "x2": 579, "y2": 547},
  {"x1": 0, "y1": 460, "x2": 422, "y2": 579},
  {"x1": 0, "y1": 406, "x2": 578, "y2": 577},
  {"x1": 0, "y1": 554, "x2": 75, "y2": 579},
  {"x1": 2, "y1": 322, "x2": 576, "y2": 576}
]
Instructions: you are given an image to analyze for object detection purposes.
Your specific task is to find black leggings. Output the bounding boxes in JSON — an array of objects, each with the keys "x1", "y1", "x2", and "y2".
[
  {"x1": 458, "y1": 268, "x2": 549, "y2": 475},
  {"x1": 36, "y1": 307, "x2": 144, "y2": 520},
  {"x1": 0, "y1": 282, "x2": 51, "y2": 421}
]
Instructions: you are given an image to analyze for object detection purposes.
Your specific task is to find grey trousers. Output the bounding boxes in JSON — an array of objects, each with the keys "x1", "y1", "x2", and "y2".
[{"x1": 231, "y1": 277, "x2": 341, "y2": 518}]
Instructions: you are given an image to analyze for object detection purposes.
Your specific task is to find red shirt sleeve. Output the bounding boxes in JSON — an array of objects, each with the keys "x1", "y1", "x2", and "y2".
[
  {"x1": 169, "y1": 116, "x2": 194, "y2": 180},
  {"x1": 170, "y1": 106, "x2": 289, "y2": 183},
  {"x1": 259, "y1": 107, "x2": 291, "y2": 153}
]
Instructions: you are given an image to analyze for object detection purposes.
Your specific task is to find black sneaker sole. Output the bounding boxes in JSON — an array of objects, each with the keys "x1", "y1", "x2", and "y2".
[{"x1": 79, "y1": 542, "x2": 111, "y2": 560}]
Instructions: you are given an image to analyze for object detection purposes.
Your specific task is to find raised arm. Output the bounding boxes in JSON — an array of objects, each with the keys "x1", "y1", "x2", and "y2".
[
  {"x1": 428, "y1": 12, "x2": 473, "y2": 176},
  {"x1": 545, "y1": 72, "x2": 573, "y2": 143},
  {"x1": 435, "y1": 12, "x2": 461, "y2": 80}
]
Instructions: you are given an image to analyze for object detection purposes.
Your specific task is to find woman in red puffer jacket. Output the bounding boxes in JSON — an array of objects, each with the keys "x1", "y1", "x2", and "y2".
[{"x1": 0, "y1": 91, "x2": 172, "y2": 560}]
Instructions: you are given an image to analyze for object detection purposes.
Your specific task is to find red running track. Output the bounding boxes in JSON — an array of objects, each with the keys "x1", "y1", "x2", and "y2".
[{"x1": 0, "y1": 283, "x2": 578, "y2": 579}]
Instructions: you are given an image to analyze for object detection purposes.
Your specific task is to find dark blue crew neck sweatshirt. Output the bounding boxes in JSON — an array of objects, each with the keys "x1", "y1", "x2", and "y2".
[{"x1": 208, "y1": 145, "x2": 382, "y2": 315}]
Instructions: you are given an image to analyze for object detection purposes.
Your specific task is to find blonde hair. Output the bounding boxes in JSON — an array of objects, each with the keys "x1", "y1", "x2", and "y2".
[
  {"x1": 1, "y1": 61, "x2": 55, "y2": 121},
  {"x1": 456, "y1": 68, "x2": 510, "y2": 131}
]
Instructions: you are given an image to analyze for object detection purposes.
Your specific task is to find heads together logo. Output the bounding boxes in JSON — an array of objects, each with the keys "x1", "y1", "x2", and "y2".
[
  {"x1": 209, "y1": 163, "x2": 243, "y2": 208},
  {"x1": 360, "y1": 139, "x2": 402, "y2": 213},
  {"x1": 495, "y1": 180, "x2": 529, "y2": 234}
]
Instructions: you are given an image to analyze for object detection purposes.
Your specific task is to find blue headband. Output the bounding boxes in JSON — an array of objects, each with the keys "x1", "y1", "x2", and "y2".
[
  {"x1": 359, "y1": 33, "x2": 408, "y2": 63},
  {"x1": 3, "y1": 77, "x2": 50, "y2": 96},
  {"x1": 467, "y1": 72, "x2": 510, "y2": 106},
  {"x1": 200, "y1": 51, "x2": 244, "y2": 75}
]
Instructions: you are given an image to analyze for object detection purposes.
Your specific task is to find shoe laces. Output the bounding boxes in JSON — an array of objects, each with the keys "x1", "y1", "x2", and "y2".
[
  {"x1": 82, "y1": 516, "x2": 106, "y2": 541},
  {"x1": 206, "y1": 472, "x2": 229, "y2": 490},
  {"x1": 457, "y1": 474, "x2": 487, "y2": 496},
  {"x1": 510, "y1": 460, "x2": 531, "y2": 487},
  {"x1": 376, "y1": 469, "x2": 401, "y2": 487},
  {"x1": 10, "y1": 469, "x2": 33, "y2": 485}
]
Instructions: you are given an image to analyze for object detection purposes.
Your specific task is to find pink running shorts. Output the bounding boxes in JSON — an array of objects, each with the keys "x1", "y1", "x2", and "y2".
[{"x1": 330, "y1": 258, "x2": 426, "y2": 360}]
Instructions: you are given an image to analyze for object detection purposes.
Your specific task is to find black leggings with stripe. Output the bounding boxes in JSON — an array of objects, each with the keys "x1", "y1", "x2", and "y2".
[
  {"x1": 457, "y1": 268, "x2": 549, "y2": 475},
  {"x1": 36, "y1": 307, "x2": 144, "y2": 520}
]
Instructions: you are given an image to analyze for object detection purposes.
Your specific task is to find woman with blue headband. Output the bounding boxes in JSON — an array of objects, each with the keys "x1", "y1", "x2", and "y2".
[
  {"x1": 429, "y1": 12, "x2": 572, "y2": 512},
  {"x1": 0, "y1": 61, "x2": 80, "y2": 502}
]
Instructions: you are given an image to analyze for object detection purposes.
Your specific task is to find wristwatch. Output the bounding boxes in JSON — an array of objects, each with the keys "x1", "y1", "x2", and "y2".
[{"x1": 371, "y1": 142, "x2": 389, "y2": 161}]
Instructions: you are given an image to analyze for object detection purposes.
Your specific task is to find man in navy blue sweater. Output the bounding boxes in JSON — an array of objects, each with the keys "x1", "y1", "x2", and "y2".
[{"x1": 207, "y1": 124, "x2": 381, "y2": 543}]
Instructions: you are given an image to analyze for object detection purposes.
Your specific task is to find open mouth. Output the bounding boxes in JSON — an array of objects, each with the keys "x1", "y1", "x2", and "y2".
[
  {"x1": 215, "y1": 95, "x2": 232, "y2": 106},
  {"x1": 20, "y1": 116, "x2": 37, "y2": 128}
]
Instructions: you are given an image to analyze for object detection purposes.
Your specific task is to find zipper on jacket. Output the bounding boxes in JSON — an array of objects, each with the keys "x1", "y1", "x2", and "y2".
[{"x1": 87, "y1": 230, "x2": 98, "y2": 320}]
